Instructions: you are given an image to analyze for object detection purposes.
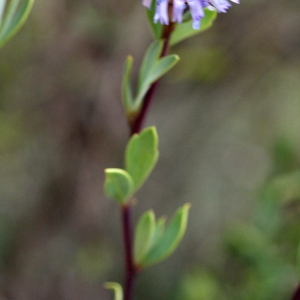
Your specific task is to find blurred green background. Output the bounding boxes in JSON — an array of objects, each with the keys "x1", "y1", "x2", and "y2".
[{"x1": 1, "y1": 0, "x2": 300, "y2": 299}]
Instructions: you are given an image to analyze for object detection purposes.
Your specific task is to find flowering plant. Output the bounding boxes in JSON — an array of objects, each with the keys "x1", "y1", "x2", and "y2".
[
  {"x1": 103, "y1": 1, "x2": 240, "y2": 300},
  {"x1": 2, "y1": 1, "x2": 300, "y2": 300}
]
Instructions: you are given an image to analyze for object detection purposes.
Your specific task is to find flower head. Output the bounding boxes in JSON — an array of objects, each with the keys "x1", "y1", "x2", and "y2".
[{"x1": 142, "y1": 0, "x2": 239, "y2": 30}]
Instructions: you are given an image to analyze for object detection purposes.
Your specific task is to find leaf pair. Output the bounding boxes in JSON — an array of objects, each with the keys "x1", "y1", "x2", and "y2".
[
  {"x1": 146, "y1": 5, "x2": 217, "y2": 46},
  {"x1": 122, "y1": 40, "x2": 179, "y2": 118},
  {"x1": 104, "y1": 127, "x2": 159, "y2": 204},
  {"x1": 0, "y1": 0, "x2": 34, "y2": 49},
  {"x1": 134, "y1": 203, "x2": 190, "y2": 268}
]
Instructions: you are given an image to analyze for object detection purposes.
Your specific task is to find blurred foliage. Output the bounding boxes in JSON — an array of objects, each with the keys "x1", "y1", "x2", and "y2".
[
  {"x1": 177, "y1": 138, "x2": 300, "y2": 300},
  {"x1": 171, "y1": 46, "x2": 231, "y2": 82},
  {"x1": 176, "y1": 270, "x2": 223, "y2": 300},
  {"x1": 74, "y1": 241, "x2": 113, "y2": 281}
]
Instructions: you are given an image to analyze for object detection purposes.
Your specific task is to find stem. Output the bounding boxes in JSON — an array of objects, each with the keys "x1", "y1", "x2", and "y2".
[
  {"x1": 123, "y1": 22, "x2": 175, "y2": 300},
  {"x1": 292, "y1": 284, "x2": 300, "y2": 300},
  {"x1": 122, "y1": 204, "x2": 136, "y2": 300}
]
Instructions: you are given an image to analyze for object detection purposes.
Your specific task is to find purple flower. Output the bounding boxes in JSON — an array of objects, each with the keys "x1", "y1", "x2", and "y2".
[{"x1": 142, "y1": 0, "x2": 239, "y2": 30}]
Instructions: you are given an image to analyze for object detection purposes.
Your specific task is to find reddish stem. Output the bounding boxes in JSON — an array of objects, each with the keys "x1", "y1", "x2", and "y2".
[
  {"x1": 122, "y1": 204, "x2": 136, "y2": 300},
  {"x1": 122, "y1": 23, "x2": 174, "y2": 300},
  {"x1": 292, "y1": 284, "x2": 300, "y2": 300}
]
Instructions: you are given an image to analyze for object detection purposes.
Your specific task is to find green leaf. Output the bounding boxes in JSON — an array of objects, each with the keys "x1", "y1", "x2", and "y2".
[
  {"x1": 134, "y1": 210, "x2": 156, "y2": 265},
  {"x1": 0, "y1": 1, "x2": 7, "y2": 25},
  {"x1": 144, "y1": 216, "x2": 166, "y2": 258},
  {"x1": 104, "y1": 282, "x2": 123, "y2": 300},
  {"x1": 146, "y1": 0, "x2": 162, "y2": 39},
  {"x1": 121, "y1": 56, "x2": 134, "y2": 114},
  {"x1": 104, "y1": 168, "x2": 134, "y2": 204},
  {"x1": 142, "y1": 203, "x2": 191, "y2": 267},
  {"x1": 0, "y1": 0, "x2": 35, "y2": 49},
  {"x1": 138, "y1": 40, "x2": 163, "y2": 90},
  {"x1": 143, "y1": 54, "x2": 179, "y2": 88},
  {"x1": 134, "y1": 54, "x2": 179, "y2": 110},
  {"x1": 181, "y1": 10, "x2": 193, "y2": 23},
  {"x1": 170, "y1": 8, "x2": 217, "y2": 46},
  {"x1": 125, "y1": 127, "x2": 159, "y2": 192},
  {"x1": 151, "y1": 216, "x2": 166, "y2": 248},
  {"x1": 123, "y1": 42, "x2": 179, "y2": 116},
  {"x1": 0, "y1": 0, "x2": 20, "y2": 34}
]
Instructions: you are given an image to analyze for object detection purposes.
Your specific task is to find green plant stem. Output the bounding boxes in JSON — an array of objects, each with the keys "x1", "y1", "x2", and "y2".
[{"x1": 122, "y1": 23, "x2": 175, "y2": 300}]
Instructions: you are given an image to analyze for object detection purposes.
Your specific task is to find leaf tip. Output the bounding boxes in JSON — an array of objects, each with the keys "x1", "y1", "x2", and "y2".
[
  {"x1": 127, "y1": 55, "x2": 133, "y2": 61},
  {"x1": 183, "y1": 202, "x2": 191, "y2": 210},
  {"x1": 104, "y1": 282, "x2": 123, "y2": 300}
]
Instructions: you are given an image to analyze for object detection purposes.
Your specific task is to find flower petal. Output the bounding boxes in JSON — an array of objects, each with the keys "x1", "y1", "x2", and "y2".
[
  {"x1": 154, "y1": 0, "x2": 169, "y2": 25},
  {"x1": 209, "y1": 0, "x2": 231, "y2": 13},
  {"x1": 172, "y1": 0, "x2": 186, "y2": 24},
  {"x1": 187, "y1": 0, "x2": 204, "y2": 30},
  {"x1": 142, "y1": 0, "x2": 153, "y2": 8}
]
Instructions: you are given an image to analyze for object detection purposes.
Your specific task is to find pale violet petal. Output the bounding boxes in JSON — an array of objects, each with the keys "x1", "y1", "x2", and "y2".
[
  {"x1": 187, "y1": 0, "x2": 204, "y2": 27},
  {"x1": 192, "y1": 19, "x2": 201, "y2": 30},
  {"x1": 154, "y1": 0, "x2": 169, "y2": 25},
  {"x1": 172, "y1": 0, "x2": 186, "y2": 23},
  {"x1": 142, "y1": 0, "x2": 153, "y2": 8},
  {"x1": 210, "y1": 0, "x2": 231, "y2": 12}
]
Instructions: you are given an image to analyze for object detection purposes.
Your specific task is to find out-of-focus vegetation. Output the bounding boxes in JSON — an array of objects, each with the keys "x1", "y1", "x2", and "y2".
[{"x1": 1, "y1": 0, "x2": 300, "y2": 299}]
